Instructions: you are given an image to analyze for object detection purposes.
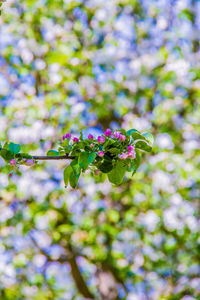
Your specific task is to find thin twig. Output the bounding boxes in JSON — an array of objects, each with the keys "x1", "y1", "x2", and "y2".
[{"x1": 32, "y1": 155, "x2": 75, "y2": 160}]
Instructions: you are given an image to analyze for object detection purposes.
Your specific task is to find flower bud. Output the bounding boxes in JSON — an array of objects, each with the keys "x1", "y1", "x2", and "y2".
[
  {"x1": 10, "y1": 159, "x2": 16, "y2": 165},
  {"x1": 25, "y1": 159, "x2": 35, "y2": 166},
  {"x1": 98, "y1": 151, "x2": 104, "y2": 157},
  {"x1": 118, "y1": 153, "x2": 128, "y2": 160},
  {"x1": 65, "y1": 133, "x2": 71, "y2": 139},
  {"x1": 128, "y1": 150, "x2": 136, "y2": 159},
  {"x1": 73, "y1": 137, "x2": 79, "y2": 143},
  {"x1": 104, "y1": 129, "x2": 112, "y2": 136},
  {"x1": 119, "y1": 134, "x2": 126, "y2": 141},
  {"x1": 97, "y1": 136, "x2": 105, "y2": 144},
  {"x1": 127, "y1": 145, "x2": 135, "y2": 151}
]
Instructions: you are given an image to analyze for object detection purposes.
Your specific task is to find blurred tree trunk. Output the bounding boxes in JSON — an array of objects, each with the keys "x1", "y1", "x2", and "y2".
[
  {"x1": 69, "y1": 255, "x2": 95, "y2": 299},
  {"x1": 97, "y1": 270, "x2": 120, "y2": 300}
]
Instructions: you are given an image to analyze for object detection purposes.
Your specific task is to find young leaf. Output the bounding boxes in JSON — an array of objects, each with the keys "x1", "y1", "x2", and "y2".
[
  {"x1": 78, "y1": 152, "x2": 96, "y2": 170},
  {"x1": 63, "y1": 165, "x2": 72, "y2": 187},
  {"x1": 127, "y1": 150, "x2": 141, "y2": 175},
  {"x1": 107, "y1": 148, "x2": 120, "y2": 155},
  {"x1": 108, "y1": 160, "x2": 126, "y2": 185},
  {"x1": 127, "y1": 129, "x2": 138, "y2": 135},
  {"x1": 128, "y1": 130, "x2": 152, "y2": 152},
  {"x1": 3, "y1": 142, "x2": 9, "y2": 150},
  {"x1": 88, "y1": 152, "x2": 96, "y2": 163},
  {"x1": 0, "y1": 149, "x2": 14, "y2": 162},
  {"x1": 69, "y1": 160, "x2": 81, "y2": 188},
  {"x1": 142, "y1": 132, "x2": 154, "y2": 147},
  {"x1": 8, "y1": 142, "x2": 21, "y2": 154},
  {"x1": 80, "y1": 130, "x2": 83, "y2": 141},
  {"x1": 134, "y1": 140, "x2": 152, "y2": 152},
  {"x1": 47, "y1": 150, "x2": 59, "y2": 156},
  {"x1": 118, "y1": 128, "x2": 127, "y2": 136},
  {"x1": 98, "y1": 156, "x2": 113, "y2": 173}
]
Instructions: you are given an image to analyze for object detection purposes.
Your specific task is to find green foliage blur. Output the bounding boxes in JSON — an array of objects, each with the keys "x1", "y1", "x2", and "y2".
[{"x1": 0, "y1": 0, "x2": 200, "y2": 299}]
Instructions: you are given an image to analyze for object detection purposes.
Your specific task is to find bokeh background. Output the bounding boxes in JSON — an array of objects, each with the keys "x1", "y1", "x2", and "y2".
[{"x1": 0, "y1": 0, "x2": 200, "y2": 299}]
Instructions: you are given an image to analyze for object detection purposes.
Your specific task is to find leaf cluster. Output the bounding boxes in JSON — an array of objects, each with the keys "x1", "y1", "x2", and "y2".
[{"x1": 59, "y1": 129, "x2": 153, "y2": 188}]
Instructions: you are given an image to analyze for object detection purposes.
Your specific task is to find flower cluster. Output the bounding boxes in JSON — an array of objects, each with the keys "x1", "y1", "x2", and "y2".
[
  {"x1": 58, "y1": 127, "x2": 153, "y2": 187},
  {"x1": 7, "y1": 157, "x2": 35, "y2": 178},
  {"x1": 118, "y1": 145, "x2": 136, "y2": 160},
  {"x1": 60, "y1": 128, "x2": 136, "y2": 162},
  {"x1": 0, "y1": 127, "x2": 153, "y2": 187}
]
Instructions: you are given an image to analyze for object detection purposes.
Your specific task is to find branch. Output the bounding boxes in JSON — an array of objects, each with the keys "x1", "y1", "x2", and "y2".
[
  {"x1": 32, "y1": 155, "x2": 75, "y2": 160},
  {"x1": 29, "y1": 234, "x2": 69, "y2": 263},
  {"x1": 30, "y1": 235, "x2": 95, "y2": 299},
  {"x1": 68, "y1": 255, "x2": 95, "y2": 299}
]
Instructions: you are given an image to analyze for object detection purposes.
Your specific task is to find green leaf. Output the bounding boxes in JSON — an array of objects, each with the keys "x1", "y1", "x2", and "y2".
[
  {"x1": 69, "y1": 160, "x2": 81, "y2": 188},
  {"x1": 8, "y1": 142, "x2": 21, "y2": 154},
  {"x1": 98, "y1": 156, "x2": 113, "y2": 173},
  {"x1": 127, "y1": 129, "x2": 138, "y2": 136},
  {"x1": 142, "y1": 132, "x2": 154, "y2": 147},
  {"x1": 80, "y1": 130, "x2": 83, "y2": 141},
  {"x1": 0, "y1": 149, "x2": 14, "y2": 162},
  {"x1": 47, "y1": 150, "x2": 59, "y2": 156},
  {"x1": 63, "y1": 165, "x2": 72, "y2": 187},
  {"x1": 127, "y1": 130, "x2": 152, "y2": 152},
  {"x1": 127, "y1": 150, "x2": 141, "y2": 175},
  {"x1": 108, "y1": 160, "x2": 126, "y2": 185},
  {"x1": 134, "y1": 140, "x2": 152, "y2": 152},
  {"x1": 88, "y1": 152, "x2": 96, "y2": 163},
  {"x1": 69, "y1": 171, "x2": 80, "y2": 189},
  {"x1": 118, "y1": 128, "x2": 127, "y2": 135},
  {"x1": 78, "y1": 152, "x2": 96, "y2": 170},
  {"x1": 107, "y1": 148, "x2": 120, "y2": 155}
]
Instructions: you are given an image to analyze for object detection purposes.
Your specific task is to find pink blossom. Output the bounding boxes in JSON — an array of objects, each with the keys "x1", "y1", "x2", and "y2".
[
  {"x1": 128, "y1": 150, "x2": 136, "y2": 159},
  {"x1": 10, "y1": 159, "x2": 16, "y2": 165},
  {"x1": 73, "y1": 137, "x2": 79, "y2": 143},
  {"x1": 104, "y1": 128, "x2": 112, "y2": 136},
  {"x1": 97, "y1": 136, "x2": 105, "y2": 144},
  {"x1": 111, "y1": 134, "x2": 115, "y2": 139},
  {"x1": 25, "y1": 159, "x2": 35, "y2": 166},
  {"x1": 90, "y1": 143, "x2": 94, "y2": 147},
  {"x1": 95, "y1": 170, "x2": 100, "y2": 175},
  {"x1": 65, "y1": 133, "x2": 71, "y2": 139},
  {"x1": 88, "y1": 134, "x2": 94, "y2": 140},
  {"x1": 127, "y1": 145, "x2": 135, "y2": 151},
  {"x1": 63, "y1": 133, "x2": 71, "y2": 140},
  {"x1": 114, "y1": 131, "x2": 120, "y2": 138},
  {"x1": 9, "y1": 172, "x2": 13, "y2": 178},
  {"x1": 119, "y1": 134, "x2": 126, "y2": 141},
  {"x1": 118, "y1": 153, "x2": 128, "y2": 160},
  {"x1": 98, "y1": 151, "x2": 104, "y2": 157}
]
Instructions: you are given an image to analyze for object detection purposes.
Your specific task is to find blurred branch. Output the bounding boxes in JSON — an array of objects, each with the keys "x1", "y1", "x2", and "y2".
[
  {"x1": 29, "y1": 234, "x2": 69, "y2": 263},
  {"x1": 30, "y1": 234, "x2": 95, "y2": 299},
  {"x1": 68, "y1": 255, "x2": 95, "y2": 299}
]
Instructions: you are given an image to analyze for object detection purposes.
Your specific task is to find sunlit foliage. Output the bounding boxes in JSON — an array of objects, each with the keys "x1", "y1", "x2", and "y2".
[{"x1": 0, "y1": 0, "x2": 200, "y2": 299}]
